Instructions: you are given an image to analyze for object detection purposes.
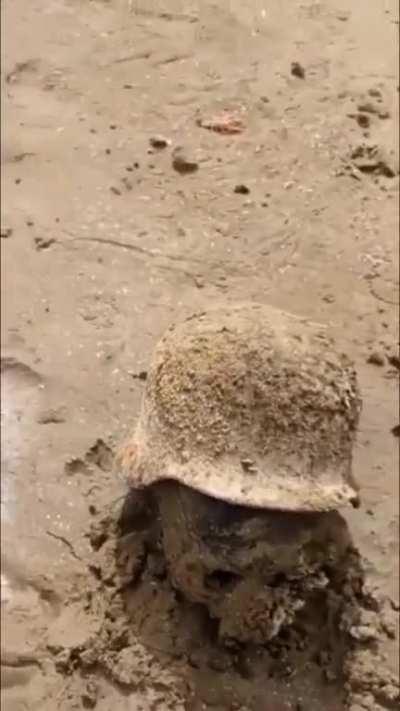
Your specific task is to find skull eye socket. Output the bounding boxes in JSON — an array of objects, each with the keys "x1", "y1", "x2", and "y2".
[{"x1": 205, "y1": 570, "x2": 242, "y2": 592}]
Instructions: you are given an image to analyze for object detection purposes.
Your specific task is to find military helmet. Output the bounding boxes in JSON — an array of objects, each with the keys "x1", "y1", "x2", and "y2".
[{"x1": 118, "y1": 302, "x2": 361, "y2": 511}]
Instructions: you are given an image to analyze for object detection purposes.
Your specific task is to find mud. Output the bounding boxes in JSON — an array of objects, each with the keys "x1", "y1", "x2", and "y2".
[
  {"x1": 154, "y1": 482, "x2": 353, "y2": 643},
  {"x1": 39, "y1": 491, "x2": 398, "y2": 711},
  {"x1": 1, "y1": 0, "x2": 399, "y2": 709}
]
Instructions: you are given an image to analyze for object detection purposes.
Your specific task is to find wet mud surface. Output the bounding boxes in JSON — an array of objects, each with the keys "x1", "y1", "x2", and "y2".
[{"x1": 1, "y1": 0, "x2": 399, "y2": 709}]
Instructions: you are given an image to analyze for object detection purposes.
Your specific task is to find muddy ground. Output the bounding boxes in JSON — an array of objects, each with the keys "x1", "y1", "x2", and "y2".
[{"x1": 1, "y1": 0, "x2": 399, "y2": 709}]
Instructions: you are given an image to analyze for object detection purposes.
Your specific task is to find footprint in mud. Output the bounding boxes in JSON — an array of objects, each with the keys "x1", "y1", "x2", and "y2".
[
  {"x1": 5, "y1": 58, "x2": 40, "y2": 85},
  {"x1": 0, "y1": 356, "x2": 42, "y2": 384},
  {"x1": 64, "y1": 438, "x2": 114, "y2": 477},
  {"x1": 86, "y1": 439, "x2": 114, "y2": 471}
]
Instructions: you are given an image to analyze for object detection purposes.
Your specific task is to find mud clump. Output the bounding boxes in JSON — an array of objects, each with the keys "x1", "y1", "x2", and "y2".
[
  {"x1": 58, "y1": 485, "x2": 396, "y2": 711},
  {"x1": 154, "y1": 481, "x2": 352, "y2": 646},
  {"x1": 349, "y1": 144, "x2": 397, "y2": 178}
]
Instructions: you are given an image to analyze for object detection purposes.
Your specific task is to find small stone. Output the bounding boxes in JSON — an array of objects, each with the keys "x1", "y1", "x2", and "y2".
[
  {"x1": 234, "y1": 184, "x2": 250, "y2": 195},
  {"x1": 367, "y1": 351, "x2": 385, "y2": 366},
  {"x1": 354, "y1": 113, "x2": 371, "y2": 128},
  {"x1": 357, "y1": 102, "x2": 379, "y2": 114},
  {"x1": 150, "y1": 136, "x2": 169, "y2": 150},
  {"x1": 197, "y1": 111, "x2": 245, "y2": 135},
  {"x1": 172, "y1": 147, "x2": 199, "y2": 174},
  {"x1": 37, "y1": 407, "x2": 67, "y2": 424},
  {"x1": 322, "y1": 294, "x2": 335, "y2": 304},
  {"x1": 110, "y1": 186, "x2": 122, "y2": 195},
  {"x1": 128, "y1": 370, "x2": 147, "y2": 381},
  {"x1": 387, "y1": 354, "x2": 400, "y2": 370},
  {"x1": 349, "y1": 621, "x2": 379, "y2": 642},
  {"x1": 291, "y1": 62, "x2": 305, "y2": 79},
  {"x1": 1, "y1": 227, "x2": 13, "y2": 239},
  {"x1": 34, "y1": 236, "x2": 56, "y2": 250}
]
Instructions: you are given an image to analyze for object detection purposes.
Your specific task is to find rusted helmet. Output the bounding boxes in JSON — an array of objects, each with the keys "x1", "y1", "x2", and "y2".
[{"x1": 118, "y1": 302, "x2": 361, "y2": 512}]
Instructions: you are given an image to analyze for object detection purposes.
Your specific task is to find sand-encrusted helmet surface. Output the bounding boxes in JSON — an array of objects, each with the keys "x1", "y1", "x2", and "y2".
[{"x1": 119, "y1": 302, "x2": 362, "y2": 511}]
